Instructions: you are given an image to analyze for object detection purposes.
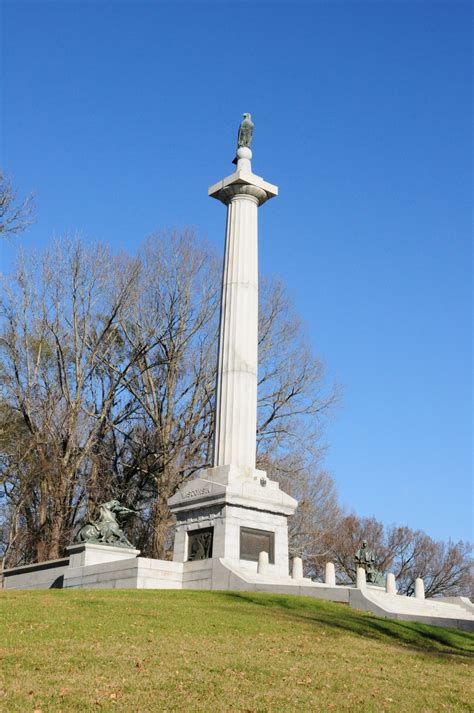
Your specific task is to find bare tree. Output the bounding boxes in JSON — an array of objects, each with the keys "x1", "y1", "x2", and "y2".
[
  {"x1": 255, "y1": 278, "x2": 341, "y2": 573},
  {"x1": 92, "y1": 234, "x2": 340, "y2": 558},
  {"x1": 257, "y1": 276, "x2": 338, "y2": 460},
  {"x1": 0, "y1": 231, "x2": 339, "y2": 563},
  {"x1": 315, "y1": 513, "x2": 473, "y2": 598},
  {"x1": 0, "y1": 172, "x2": 34, "y2": 238},
  {"x1": 93, "y1": 230, "x2": 221, "y2": 558},
  {"x1": 384, "y1": 526, "x2": 473, "y2": 598},
  {"x1": 268, "y1": 454, "x2": 342, "y2": 572},
  {"x1": 0, "y1": 238, "x2": 141, "y2": 562}
]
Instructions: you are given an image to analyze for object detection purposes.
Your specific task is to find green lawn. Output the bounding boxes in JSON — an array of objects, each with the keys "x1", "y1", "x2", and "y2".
[{"x1": 1, "y1": 589, "x2": 473, "y2": 712}]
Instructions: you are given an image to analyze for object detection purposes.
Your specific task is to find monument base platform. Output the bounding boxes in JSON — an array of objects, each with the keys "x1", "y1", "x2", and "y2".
[
  {"x1": 2, "y1": 547, "x2": 473, "y2": 632},
  {"x1": 168, "y1": 465, "x2": 298, "y2": 577}
]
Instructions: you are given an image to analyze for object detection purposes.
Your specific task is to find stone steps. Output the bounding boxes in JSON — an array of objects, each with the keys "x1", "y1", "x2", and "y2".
[{"x1": 362, "y1": 589, "x2": 474, "y2": 620}]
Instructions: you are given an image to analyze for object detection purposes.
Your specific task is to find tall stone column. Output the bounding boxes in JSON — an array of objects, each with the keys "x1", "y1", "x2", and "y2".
[
  {"x1": 169, "y1": 126, "x2": 297, "y2": 576},
  {"x1": 209, "y1": 146, "x2": 277, "y2": 476}
]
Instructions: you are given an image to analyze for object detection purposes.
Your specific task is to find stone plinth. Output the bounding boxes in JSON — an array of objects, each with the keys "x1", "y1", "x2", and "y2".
[
  {"x1": 66, "y1": 543, "x2": 140, "y2": 569},
  {"x1": 169, "y1": 465, "x2": 297, "y2": 577}
]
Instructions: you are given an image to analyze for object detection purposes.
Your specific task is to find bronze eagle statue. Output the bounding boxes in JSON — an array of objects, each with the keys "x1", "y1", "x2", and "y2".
[{"x1": 237, "y1": 113, "x2": 254, "y2": 149}]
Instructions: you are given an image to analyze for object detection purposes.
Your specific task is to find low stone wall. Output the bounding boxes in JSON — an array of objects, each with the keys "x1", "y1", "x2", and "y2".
[
  {"x1": 64, "y1": 557, "x2": 184, "y2": 590},
  {"x1": 3, "y1": 551, "x2": 473, "y2": 632},
  {"x1": 2, "y1": 558, "x2": 69, "y2": 590},
  {"x1": 136, "y1": 558, "x2": 184, "y2": 589},
  {"x1": 182, "y1": 558, "x2": 213, "y2": 589},
  {"x1": 437, "y1": 596, "x2": 474, "y2": 614}
]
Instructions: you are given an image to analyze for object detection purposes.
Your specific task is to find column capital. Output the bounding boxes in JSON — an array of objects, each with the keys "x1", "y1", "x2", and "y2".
[
  {"x1": 208, "y1": 169, "x2": 278, "y2": 207},
  {"x1": 217, "y1": 184, "x2": 267, "y2": 206}
]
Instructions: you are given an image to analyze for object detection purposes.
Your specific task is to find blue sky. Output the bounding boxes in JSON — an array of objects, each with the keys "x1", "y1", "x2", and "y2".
[{"x1": 1, "y1": 1, "x2": 472, "y2": 542}]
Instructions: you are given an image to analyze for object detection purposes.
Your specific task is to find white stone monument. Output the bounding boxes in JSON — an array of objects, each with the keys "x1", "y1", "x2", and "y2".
[
  {"x1": 3, "y1": 116, "x2": 474, "y2": 630},
  {"x1": 168, "y1": 120, "x2": 297, "y2": 576}
]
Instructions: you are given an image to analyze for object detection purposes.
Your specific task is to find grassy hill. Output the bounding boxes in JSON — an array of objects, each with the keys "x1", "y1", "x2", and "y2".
[{"x1": 1, "y1": 590, "x2": 473, "y2": 712}]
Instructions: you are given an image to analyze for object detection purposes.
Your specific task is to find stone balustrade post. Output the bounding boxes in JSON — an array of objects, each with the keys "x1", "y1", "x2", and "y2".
[
  {"x1": 257, "y1": 551, "x2": 269, "y2": 575},
  {"x1": 415, "y1": 577, "x2": 425, "y2": 599},
  {"x1": 356, "y1": 567, "x2": 366, "y2": 589},
  {"x1": 325, "y1": 562, "x2": 336, "y2": 587},
  {"x1": 292, "y1": 557, "x2": 303, "y2": 579},
  {"x1": 386, "y1": 572, "x2": 397, "y2": 594}
]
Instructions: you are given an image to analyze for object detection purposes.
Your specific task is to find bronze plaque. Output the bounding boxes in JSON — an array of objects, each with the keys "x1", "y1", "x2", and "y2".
[
  {"x1": 240, "y1": 527, "x2": 275, "y2": 564},
  {"x1": 187, "y1": 527, "x2": 213, "y2": 561}
]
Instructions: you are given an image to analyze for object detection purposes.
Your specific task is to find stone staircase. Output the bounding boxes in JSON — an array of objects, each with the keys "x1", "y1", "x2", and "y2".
[{"x1": 212, "y1": 559, "x2": 474, "y2": 631}]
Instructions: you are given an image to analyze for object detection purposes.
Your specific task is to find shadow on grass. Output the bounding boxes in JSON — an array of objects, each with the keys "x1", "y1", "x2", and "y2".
[{"x1": 219, "y1": 591, "x2": 474, "y2": 657}]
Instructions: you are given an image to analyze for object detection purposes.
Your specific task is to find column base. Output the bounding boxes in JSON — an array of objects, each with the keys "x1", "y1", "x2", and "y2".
[{"x1": 168, "y1": 465, "x2": 297, "y2": 577}]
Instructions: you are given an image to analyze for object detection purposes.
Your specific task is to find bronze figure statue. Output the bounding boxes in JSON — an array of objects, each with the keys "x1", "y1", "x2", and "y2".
[
  {"x1": 75, "y1": 500, "x2": 136, "y2": 548},
  {"x1": 355, "y1": 540, "x2": 385, "y2": 586}
]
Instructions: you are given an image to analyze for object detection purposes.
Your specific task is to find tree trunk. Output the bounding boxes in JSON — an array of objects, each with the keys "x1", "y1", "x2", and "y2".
[{"x1": 150, "y1": 489, "x2": 174, "y2": 559}]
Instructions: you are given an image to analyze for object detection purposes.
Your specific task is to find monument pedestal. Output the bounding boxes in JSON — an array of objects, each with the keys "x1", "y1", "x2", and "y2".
[
  {"x1": 168, "y1": 466, "x2": 297, "y2": 577},
  {"x1": 66, "y1": 543, "x2": 140, "y2": 568}
]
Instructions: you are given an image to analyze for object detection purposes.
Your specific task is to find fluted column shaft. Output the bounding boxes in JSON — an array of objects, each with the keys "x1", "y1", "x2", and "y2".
[{"x1": 213, "y1": 190, "x2": 260, "y2": 470}]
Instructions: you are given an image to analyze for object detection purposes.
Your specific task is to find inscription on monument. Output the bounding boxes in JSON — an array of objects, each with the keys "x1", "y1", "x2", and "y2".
[
  {"x1": 240, "y1": 527, "x2": 275, "y2": 564},
  {"x1": 187, "y1": 527, "x2": 214, "y2": 561},
  {"x1": 181, "y1": 486, "x2": 211, "y2": 500}
]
